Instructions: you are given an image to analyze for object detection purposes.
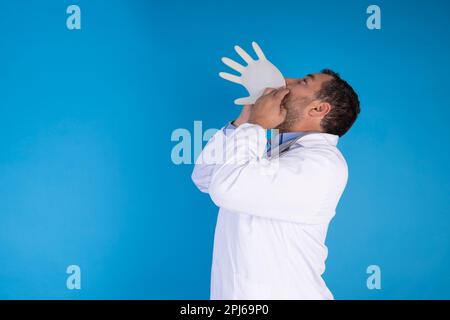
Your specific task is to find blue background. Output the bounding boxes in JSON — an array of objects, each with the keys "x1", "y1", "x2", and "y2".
[{"x1": 0, "y1": 0, "x2": 449, "y2": 299}]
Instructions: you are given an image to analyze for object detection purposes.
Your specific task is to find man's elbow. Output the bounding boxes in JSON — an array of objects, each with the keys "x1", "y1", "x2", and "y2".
[
  {"x1": 191, "y1": 169, "x2": 209, "y2": 193},
  {"x1": 208, "y1": 179, "x2": 235, "y2": 209}
]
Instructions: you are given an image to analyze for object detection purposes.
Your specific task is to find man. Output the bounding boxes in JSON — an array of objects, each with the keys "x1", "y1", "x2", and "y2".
[{"x1": 192, "y1": 69, "x2": 360, "y2": 299}]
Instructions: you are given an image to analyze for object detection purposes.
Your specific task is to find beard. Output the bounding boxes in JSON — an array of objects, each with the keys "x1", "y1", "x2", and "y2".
[
  {"x1": 276, "y1": 95, "x2": 309, "y2": 132},
  {"x1": 276, "y1": 110, "x2": 301, "y2": 132}
]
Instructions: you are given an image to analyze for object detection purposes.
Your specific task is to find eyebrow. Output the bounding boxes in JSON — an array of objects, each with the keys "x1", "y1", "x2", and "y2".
[{"x1": 306, "y1": 73, "x2": 315, "y2": 80}]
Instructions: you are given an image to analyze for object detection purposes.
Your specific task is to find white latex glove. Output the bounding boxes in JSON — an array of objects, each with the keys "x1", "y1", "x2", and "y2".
[{"x1": 219, "y1": 41, "x2": 286, "y2": 105}]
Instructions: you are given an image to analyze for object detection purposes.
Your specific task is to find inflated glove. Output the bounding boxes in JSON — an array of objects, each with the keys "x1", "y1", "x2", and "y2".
[{"x1": 219, "y1": 41, "x2": 286, "y2": 105}]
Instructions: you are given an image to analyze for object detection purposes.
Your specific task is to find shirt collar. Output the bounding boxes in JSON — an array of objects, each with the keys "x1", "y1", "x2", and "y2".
[
  {"x1": 268, "y1": 131, "x2": 306, "y2": 147},
  {"x1": 279, "y1": 131, "x2": 306, "y2": 144},
  {"x1": 269, "y1": 130, "x2": 339, "y2": 147}
]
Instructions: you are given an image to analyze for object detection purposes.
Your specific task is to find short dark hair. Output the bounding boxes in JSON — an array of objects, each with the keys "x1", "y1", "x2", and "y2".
[{"x1": 315, "y1": 69, "x2": 360, "y2": 137}]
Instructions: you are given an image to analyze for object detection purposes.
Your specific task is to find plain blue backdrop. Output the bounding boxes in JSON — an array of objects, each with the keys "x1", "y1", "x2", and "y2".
[{"x1": 0, "y1": 0, "x2": 449, "y2": 299}]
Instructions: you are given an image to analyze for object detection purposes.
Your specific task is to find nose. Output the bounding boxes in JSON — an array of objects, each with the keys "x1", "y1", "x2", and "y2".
[
  {"x1": 285, "y1": 78, "x2": 295, "y2": 88},
  {"x1": 285, "y1": 78, "x2": 295, "y2": 85}
]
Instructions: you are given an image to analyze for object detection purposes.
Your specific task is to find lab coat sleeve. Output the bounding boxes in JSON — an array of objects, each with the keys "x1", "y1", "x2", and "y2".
[
  {"x1": 207, "y1": 123, "x2": 342, "y2": 224},
  {"x1": 191, "y1": 122, "x2": 236, "y2": 193}
]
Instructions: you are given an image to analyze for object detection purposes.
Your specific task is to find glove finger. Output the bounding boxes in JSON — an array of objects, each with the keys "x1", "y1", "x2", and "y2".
[
  {"x1": 263, "y1": 88, "x2": 276, "y2": 95},
  {"x1": 234, "y1": 97, "x2": 254, "y2": 105},
  {"x1": 221, "y1": 57, "x2": 245, "y2": 74},
  {"x1": 219, "y1": 72, "x2": 242, "y2": 84},
  {"x1": 234, "y1": 45, "x2": 254, "y2": 65},
  {"x1": 252, "y1": 41, "x2": 267, "y2": 61}
]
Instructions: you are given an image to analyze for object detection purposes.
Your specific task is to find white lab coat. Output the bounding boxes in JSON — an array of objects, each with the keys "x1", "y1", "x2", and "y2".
[{"x1": 192, "y1": 123, "x2": 348, "y2": 300}]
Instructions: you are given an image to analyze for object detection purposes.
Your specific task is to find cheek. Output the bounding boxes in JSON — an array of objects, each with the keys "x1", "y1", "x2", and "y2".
[{"x1": 289, "y1": 87, "x2": 307, "y2": 101}]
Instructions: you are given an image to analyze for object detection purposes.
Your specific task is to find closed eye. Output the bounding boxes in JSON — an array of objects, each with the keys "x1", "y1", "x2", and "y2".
[{"x1": 305, "y1": 74, "x2": 315, "y2": 84}]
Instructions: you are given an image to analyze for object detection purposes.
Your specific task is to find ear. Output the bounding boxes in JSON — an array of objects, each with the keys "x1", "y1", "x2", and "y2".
[{"x1": 309, "y1": 102, "x2": 331, "y2": 118}]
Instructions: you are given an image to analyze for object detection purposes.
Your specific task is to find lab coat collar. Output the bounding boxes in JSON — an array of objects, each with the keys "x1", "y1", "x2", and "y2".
[
  {"x1": 267, "y1": 132, "x2": 339, "y2": 159},
  {"x1": 294, "y1": 132, "x2": 339, "y2": 147}
]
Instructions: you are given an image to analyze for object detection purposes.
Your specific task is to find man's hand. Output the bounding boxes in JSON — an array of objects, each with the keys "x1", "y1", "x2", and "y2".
[{"x1": 248, "y1": 88, "x2": 290, "y2": 129}]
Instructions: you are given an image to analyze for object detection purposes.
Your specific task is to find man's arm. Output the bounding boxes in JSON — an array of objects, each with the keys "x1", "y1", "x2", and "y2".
[
  {"x1": 207, "y1": 122, "x2": 336, "y2": 224},
  {"x1": 191, "y1": 105, "x2": 251, "y2": 192}
]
